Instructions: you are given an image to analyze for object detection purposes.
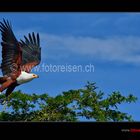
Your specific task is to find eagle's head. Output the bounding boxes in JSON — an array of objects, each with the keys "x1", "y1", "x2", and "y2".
[
  {"x1": 16, "y1": 71, "x2": 39, "y2": 85},
  {"x1": 32, "y1": 74, "x2": 39, "y2": 78}
]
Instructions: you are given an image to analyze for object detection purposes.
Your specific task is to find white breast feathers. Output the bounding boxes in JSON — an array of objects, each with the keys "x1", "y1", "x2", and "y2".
[{"x1": 16, "y1": 71, "x2": 34, "y2": 85}]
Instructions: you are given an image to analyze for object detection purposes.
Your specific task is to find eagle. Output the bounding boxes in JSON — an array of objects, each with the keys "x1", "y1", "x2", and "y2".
[{"x1": 0, "y1": 19, "x2": 41, "y2": 100}]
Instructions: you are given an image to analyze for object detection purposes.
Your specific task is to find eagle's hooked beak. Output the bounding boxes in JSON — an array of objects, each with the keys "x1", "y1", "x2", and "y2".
[{"x1": 33, "y1": 74, "x2": 39, "y2": 78}]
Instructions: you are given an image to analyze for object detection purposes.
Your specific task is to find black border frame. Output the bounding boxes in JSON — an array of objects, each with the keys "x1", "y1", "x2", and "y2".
[
  {"x1": 0, "y1": 0, "x2": 140, "y2": 138},
  {"x1": 0, "y1": 0, "x2": 140, "y2": 12}
]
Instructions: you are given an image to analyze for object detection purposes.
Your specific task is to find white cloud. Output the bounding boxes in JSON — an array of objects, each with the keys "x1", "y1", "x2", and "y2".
[
  {"x1": 7, "y1": 29, "x2": 140, "y2": 65},
  {"x1": 41, "y1": 33, "x2": 140, "y2": 65}
]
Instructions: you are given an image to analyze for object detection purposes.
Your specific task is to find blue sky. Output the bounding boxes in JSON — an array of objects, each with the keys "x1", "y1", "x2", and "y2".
[{"x1": 0, "y1": 13, "x2": 140, "y2": 121}]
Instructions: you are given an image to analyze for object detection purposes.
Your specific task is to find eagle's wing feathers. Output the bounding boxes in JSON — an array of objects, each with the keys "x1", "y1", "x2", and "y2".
[
  {"x1": 20, "y1": 32, "x2": 41, "y2": 73},
  {"x1": 0, "y1": 19, "x2": 41, "y2": 75},
  {"x1": 0, "y1": 19, "x2": 22, "y2": 76}
]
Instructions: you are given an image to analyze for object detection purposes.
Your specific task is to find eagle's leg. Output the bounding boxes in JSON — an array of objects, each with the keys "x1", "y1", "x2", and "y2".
[
  {"x1": 2, "y1": 95, "x2": 12, "y2": 111},
  {"x1": 1, "y1": 94, "x2": 11, "y2": 112},
  {"x1": 2, "y1": 101, "x2": 7, "y2": 111}
]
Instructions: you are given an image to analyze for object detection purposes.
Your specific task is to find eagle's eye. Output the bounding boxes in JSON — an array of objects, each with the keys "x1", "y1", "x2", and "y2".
[{"x1": 32, "y1": 74, "x2": 39, "y2": 78}]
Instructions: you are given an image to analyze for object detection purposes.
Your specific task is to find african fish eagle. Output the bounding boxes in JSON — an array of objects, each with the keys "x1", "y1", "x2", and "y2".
[{"x1": 0, "y1": 19, "x2": 41, "y2": 98}]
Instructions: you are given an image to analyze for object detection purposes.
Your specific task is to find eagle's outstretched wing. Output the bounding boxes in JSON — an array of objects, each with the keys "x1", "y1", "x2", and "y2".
[
  {"x1": 0, "y1": 19, "x2": 41, "y2": 75},
  {"x1": 0, "y1": 19, "x2": 22, "y2": 76},
  {"x1": 20, "y1": 32, "x2": 41, "y2": 73}
]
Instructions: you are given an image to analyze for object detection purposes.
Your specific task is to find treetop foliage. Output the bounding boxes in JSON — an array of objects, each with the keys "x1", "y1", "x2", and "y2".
[{"x1": 0, "y1": 82, "x2": 137, "y2": 121}]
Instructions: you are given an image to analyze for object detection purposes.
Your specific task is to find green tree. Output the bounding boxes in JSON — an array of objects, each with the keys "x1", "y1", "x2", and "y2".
[{"x1": 0, "y1": 82, "x2": 137, "y2": 121}]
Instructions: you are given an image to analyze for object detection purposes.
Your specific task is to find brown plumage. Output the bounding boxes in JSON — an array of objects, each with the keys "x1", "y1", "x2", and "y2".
[{"x1": 0, "y1": 19, "x2": 41, "y2": 99}]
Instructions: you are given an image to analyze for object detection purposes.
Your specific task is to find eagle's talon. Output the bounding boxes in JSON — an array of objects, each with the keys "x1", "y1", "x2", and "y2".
[
  {"x1": 2, "y1": 100, "x2": 6, "y2": 105},
  {"x1": 2, "y1": 101, "x2": 7, "y2": 111}
]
